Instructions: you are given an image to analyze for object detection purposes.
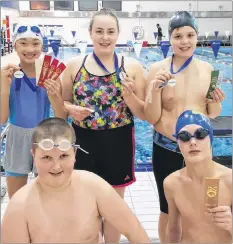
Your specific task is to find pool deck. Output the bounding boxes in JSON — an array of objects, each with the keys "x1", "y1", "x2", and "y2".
[{"x1": 1, "y1": 172, "x2": 161, "y2": 242}]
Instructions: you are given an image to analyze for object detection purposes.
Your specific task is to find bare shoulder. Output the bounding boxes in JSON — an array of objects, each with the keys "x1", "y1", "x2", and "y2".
[
  {"x1": 73, "y1": 170, "x2": 109, "y2": 189},
  {"x1": 123, "y1": 56, "x2": 144, "y2": 72},
  {"x1": 66, "y1": 56, "x2": 84, "y2": 70},
  {"x1": 4, "y1": 181, "x2": 35, "y2": 213},
  {"x1": 164, "y1": 169, "x2": 182, "y2": 192},
  {"x1": 149, "y1": 57, "x2": 171, "y2": 74},
  {"x1": 193, "y1": 58, "x2": 213, "y2": 71},
  {"x1": 216, "y1": 163, "x2": 232, "y2": 186},
  {"x1": 124, "y1": 56, "x2": 142, "y2": 66},
  {"x1": 62, "y1": 56, "x2": 85, "y2": 83}
]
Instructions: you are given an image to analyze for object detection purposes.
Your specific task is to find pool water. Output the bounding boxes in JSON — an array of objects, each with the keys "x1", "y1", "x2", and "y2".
[
  {"x1": 1, "y1": 47, "x2": 232, "y2": 169},
  {"x1": 55, "y1": 46, "x2": 232, "y2": 156}
]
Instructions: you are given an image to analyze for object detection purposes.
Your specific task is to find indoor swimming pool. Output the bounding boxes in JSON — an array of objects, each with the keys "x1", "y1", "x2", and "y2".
[
  {"x1": 1, "y1": 46, "x2": 232, "y2": 171},
  {"x1": 52, "y1": 46, "x2": 232, "y2": 168}
]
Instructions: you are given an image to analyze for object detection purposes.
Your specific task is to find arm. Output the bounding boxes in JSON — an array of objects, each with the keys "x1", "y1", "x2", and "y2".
[
  {"x1": 144, "y1": 63, "x2": 163, "y2": 125},
  {"x1": 123, "y1": 61, "x2": 147, "y2": 120},
  {"x1": 1, "y1": 194, "x2": 30, "y2": 243},
  {"x1": 61, "y1": 59, "x2": 78, "y2": 116},
  {"x1": 1, "y1": 64, "x2": 20, "y2": 124},
  {"x1": 61, "y1": 59, "x2": 91, "y2": 120},
  {"x1": 164, "y1": 176, "x2": 182, "y2": 243},
  {"x1": 46, "y1": 78, "x2": 68, "y2": 119},
  {"x1": 94, "y1": 176, "x2": 150, "y2": 243},
  {"x1": 207, "y1": 99, "x2": 222, "y2": 119}
]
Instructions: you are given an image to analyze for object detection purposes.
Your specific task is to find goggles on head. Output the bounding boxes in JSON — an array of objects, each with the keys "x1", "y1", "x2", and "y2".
[
  {"x1": 33, "y1": 139, "x2": 89, "y2": 154},
  {"x1": 17, "y1": 25, "x2": 41, "y2": 34}
]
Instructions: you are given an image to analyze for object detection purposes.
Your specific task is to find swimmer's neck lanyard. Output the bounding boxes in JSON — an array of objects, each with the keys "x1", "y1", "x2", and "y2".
[
  {"x1": 15, "y1": 65, "x2": 37, "y2": 92},
  {"x1": 92, "y1": 52, "x2": 120, "y2": 80},
  {"x1": 170, "y1": 55, "x2": 193, "y2": 74}
]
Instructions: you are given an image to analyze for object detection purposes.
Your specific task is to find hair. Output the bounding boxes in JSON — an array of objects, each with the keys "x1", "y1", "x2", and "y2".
[
  {"x1": 89, "y1": 8, "x2": 119, "y2": 32},
  {"x1": 32, "y1": 118, "x2": 76, "y2": 149}
]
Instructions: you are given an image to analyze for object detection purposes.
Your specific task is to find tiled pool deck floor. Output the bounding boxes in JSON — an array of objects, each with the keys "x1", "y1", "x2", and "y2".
[{"x1": 1, "y1": 172, "x2": 160, "y2": 242}]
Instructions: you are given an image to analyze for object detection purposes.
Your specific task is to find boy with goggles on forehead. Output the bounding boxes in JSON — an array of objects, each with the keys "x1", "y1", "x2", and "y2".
[
  {"x1": 1, "y1": 118, "x2": 150, "y2": 243},
  {"x1": 1, "y1": 24, "x2": 67, "y2": 199},
  {"x1": 164, "y1": 110, "x2": 232, "y2": 243}
]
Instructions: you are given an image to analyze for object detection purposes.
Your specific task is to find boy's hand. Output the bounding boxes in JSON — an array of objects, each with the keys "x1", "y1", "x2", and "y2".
[
  {"x1": 206, "y1": 88, "x2": 225, "y2": 104},
  {"x1": 1, "y1": 64, "x2": 20, "y2": 90},
  {"x1": 151, "y1": 69, "x2": 175, "y2": 91},
  {"x1": 209, "y1": 206, "x2": 232, "y2": 232}
]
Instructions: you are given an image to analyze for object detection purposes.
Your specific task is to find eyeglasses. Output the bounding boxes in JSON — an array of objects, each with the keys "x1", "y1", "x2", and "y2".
[
  {"x1": 176, "y1": 128, "x2": 209, "y2": 142},
  {"x1": 33, "y1": 139, "x2": 89, "y2": 154},
  {"x1": 17, "y1": 26, "x2": 41, "y2": 34}
]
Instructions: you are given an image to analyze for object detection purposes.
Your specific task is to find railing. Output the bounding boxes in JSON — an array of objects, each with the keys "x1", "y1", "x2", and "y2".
[
  {"x1": 19, "y1": 11, "x2": 232, "y2": 18},
  {"x1": 1, "y1": 123, "x2": 9, "y2": 143},
  {"x1": 1, "y1": 124, "x2": 9, "y2": 197}
]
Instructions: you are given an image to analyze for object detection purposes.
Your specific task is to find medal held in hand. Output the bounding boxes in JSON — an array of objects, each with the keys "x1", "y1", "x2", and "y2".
[{"x1": 14, "y1": 70, "x2": 24, "y2": 79}]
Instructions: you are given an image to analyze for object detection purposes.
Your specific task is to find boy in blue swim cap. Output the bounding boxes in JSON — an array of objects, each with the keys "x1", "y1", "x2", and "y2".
[
  {"x1": 164, "y1": 110, "x2": 232, "y2": 243},
  {"x1": 144, "y1": 11, "x2": 225, "y2": 242}
]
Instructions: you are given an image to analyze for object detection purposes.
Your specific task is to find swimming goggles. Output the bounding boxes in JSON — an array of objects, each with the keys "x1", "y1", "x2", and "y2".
[
  {"x1": 176, "y1": 128, "x2": 209, "y2": 142},
  {"x1": 33, "y1": 139, "x2": 89, "y2": 154},
  {"x1": 17, "y1": 26, "x2": 41, "y2": 34}
]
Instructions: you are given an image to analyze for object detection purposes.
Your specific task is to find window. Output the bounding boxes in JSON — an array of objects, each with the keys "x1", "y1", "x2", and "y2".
[
  {"x1": 0, "y1": 1, "x2": 19, "y2": 9},
  {"x1": 102, "y1": 1, "x2": 121, "y2": 11},
  {"x1": 30, "y1": 1, "x2": 50, "y2": 10},
  {"x1": 54, "y1": 1, "x2": 74, "y2": 11},
  {"x1": 78, "y1": 1, "x2": 98, "y2": 11}
]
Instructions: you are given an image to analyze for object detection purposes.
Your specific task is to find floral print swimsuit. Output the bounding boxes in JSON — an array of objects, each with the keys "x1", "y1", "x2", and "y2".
[{"x1": 72, "y1": 55, "x2": 134, "y2": 130}]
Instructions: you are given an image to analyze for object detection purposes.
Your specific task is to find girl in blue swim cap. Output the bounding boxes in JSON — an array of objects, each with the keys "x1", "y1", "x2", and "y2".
[
  {"x1": 144, "y1": 11, "x2": 225, "y2": 242},
  {"x1": 1, "y1": 24, "x2": 67, "y2": 199}
]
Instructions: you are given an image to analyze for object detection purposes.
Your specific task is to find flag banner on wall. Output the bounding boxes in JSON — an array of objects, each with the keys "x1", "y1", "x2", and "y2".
[
  {"x1": 50, "y1": 29, "x2": 54, "y2": 37},
  {"x1": 214, "y1": 31, "x2": 219, "y2": 38},
  {"x1": 225, "y1": 30, "x2": 230, "y2": 38},
  {"x1": 211, "y1": 40, "x2": 221, "y2": 58},
  {"x1": 133, "y1": 32, "x2": 138, "y2": 39},
  {"x1": 133, "y1": 41, "x2": 142, "y2": 58},
  {"x1": 153, "y1": 32, "x2": 158, "y2": 40},
  {"x1": 160, "y1": 41, "x2": 170, "y2": 58},
  {"x1": 71, "y1": 31, "x2": 76, "y2": 38},
  {"x1": 50, "y1": 40, "x2": 61, "y2": 57},
  {"x1": 205, "y1": 31, "x2": 209, "y2": 39}
]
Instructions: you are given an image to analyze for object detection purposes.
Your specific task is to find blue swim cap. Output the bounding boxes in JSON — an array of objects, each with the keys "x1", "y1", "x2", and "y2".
[
  {"x1": 174, "y1": 110, "x2": 213, "y2": 144},
  {"x1": 168, "y1": 11, "x2": 198, "y2": 38}
]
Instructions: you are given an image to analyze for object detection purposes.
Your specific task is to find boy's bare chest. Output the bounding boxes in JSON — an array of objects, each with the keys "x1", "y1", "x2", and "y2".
[{"x1": 26, "y1": 195, "x2": 101, "y2": 243}]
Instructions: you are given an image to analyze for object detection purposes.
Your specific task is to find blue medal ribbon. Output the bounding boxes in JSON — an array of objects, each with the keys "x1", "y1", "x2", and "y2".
[
  {"x1": 15, "y1": 65, "x2": 37, "y2": 92},
  {"x1": 170, "y1": 55, "x2": 193, "y2": 74},
  {"x1": 93, "y1": 52, "x2": 120, "y2": 80}
]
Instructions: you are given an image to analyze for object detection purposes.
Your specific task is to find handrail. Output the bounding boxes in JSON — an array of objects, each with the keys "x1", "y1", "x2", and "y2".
[{"x1": 1, "y1": 123, "x2": 9, "y2": 142}]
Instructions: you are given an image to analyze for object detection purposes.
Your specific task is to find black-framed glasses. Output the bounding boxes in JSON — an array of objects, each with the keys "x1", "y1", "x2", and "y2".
[{"x1": 176, "y1": 128, "x2": 209, "y2": 142}]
